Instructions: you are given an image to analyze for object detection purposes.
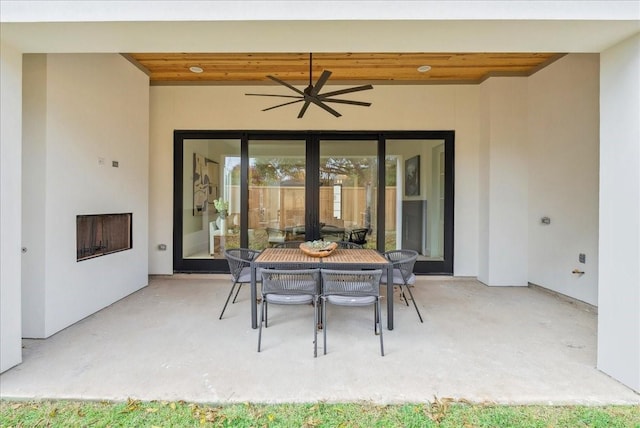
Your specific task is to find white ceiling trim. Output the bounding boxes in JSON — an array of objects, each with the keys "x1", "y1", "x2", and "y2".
[
  {"x1": 1, "y1": 1, "x2": 638, "y2": 22},
  {"x1": 1, "y1": 20, "x2": 639, "y2": 54}
]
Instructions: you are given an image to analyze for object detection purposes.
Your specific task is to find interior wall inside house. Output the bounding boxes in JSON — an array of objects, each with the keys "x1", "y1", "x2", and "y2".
[
  {"x1": 148, "y1": 84, "x2": 481, "y2": 275},
  {"x1": 182, "y1": 139, "x2": 217, "y2": 256},
  {"x1": 528, "y1": 53, "x2": 600, "y2": 306},
  {"x1": 21, "y1": 53, "x2": 150, "y2": 338}
]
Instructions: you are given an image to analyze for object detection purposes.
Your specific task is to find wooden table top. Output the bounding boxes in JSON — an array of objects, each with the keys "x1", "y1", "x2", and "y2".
[
  {"x1": 323, "y1": 249, "x2": 389, "y2": 264},
  {"x1": 254, "y1": 248, "x2": 318, "y2": 263},
  {"x1": 254, "y1": 248, "x2": 389, "y2": 265}
]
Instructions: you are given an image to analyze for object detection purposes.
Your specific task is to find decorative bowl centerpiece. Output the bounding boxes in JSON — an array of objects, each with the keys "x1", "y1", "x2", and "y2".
[{"x1": 299, "y1": 240, "x2": 338, "y2": 258}]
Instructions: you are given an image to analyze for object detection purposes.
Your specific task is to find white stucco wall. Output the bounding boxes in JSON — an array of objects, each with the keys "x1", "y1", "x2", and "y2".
[
  {"x1": 477, "y1": 82, "x2": 491, "y2": 283},
  {"x1": 21, "y1": 54, "x2": 48, "y2": 337},
  {"x1": 149, "y1": 58, "x2": 601, "y2": 291},
  {"x1": 477, "y1": 78, "x2": 529, "y2": 286},
  {"x1": 528, "y1": 54, "x2": 600, "y2": 305},
  {"x1": 20, "y1": 54, "x2": 150, "y2": 338},
  {"x1": 148, "y1": 84, "x2": 481, "y2": 276},
  {"x1": 597, "y1": 34, "x2": 640, "y2": 393},
  {"x1": 0, "y1": 41, "x2": 24, "y2": 372}
]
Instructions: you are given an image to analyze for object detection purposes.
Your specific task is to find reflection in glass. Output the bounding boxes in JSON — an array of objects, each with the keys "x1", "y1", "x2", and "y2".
[
  {"x1": 180, "y1": 136, "x2": 447, "y2": 263},
  {"x1": 386, "y1": 139, "x2": 445, "y2": 260},
  {"x1": 182, "y1": 139, "x2": 241, "y2": 259},
  {"x1": 248, "y1": 140, "x2": 306, "y2": 249},
  {"x1": 319, "y1": 140, "x2": 378, "y2": 247}
]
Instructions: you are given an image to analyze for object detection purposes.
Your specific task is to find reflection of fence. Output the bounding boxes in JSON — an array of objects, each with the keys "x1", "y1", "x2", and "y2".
[
  {"x1": 238, "y1": 185, "x2": 397, "y2": 229},
  {"x1": 384, "y1": 188, "x2": 397, "y2": 227}
]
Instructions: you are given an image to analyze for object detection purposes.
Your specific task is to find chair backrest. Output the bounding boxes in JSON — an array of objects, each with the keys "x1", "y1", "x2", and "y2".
[
  {"x1": 321, "y1": 269, "x2": 383, "y2": 298},
  {"x1": 349, "y1": 228, "x2": 368, "y2": 245},
  {"x1": 383, "y1": 250, "x2": 418, "y2": 283},
  {"x1": 261, "y1": 269, "x2": 320, "y2": 296},
  {"x1": 224, "y1": 248, "x2": 260, "y2": 280},
  {"x1": 335, "y1": 241, "x2": 363, "y2": 249},
  {"x1": 274, "y1": 240, "x2": 305, "y2": 248}
]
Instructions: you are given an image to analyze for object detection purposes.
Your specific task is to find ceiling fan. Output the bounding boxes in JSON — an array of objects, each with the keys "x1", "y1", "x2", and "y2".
[{"x1": 245, "y1": 53, "x2": 373, "y2": 118}]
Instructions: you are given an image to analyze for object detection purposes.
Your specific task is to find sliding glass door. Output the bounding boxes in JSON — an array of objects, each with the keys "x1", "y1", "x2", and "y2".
[
  {"x1": 247, "y1": 139, "x2": 306, "y2": 249},
  {"x1": 175, "y1": 136, "x2": 241, "y2": 271},
  {"x1": 318, "y1": 139, "x2": 378, "y2": 247},
  {"x1": 385, "y1": 139, "x2": 447, "y2": 260},
  {"x1": 173, "y1": 131, "x2": 454, "y2": 274}
]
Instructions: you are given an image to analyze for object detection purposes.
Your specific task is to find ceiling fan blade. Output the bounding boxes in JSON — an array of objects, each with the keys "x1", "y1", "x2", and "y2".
[
  {"x1": 319, "y1": 84, "x2": 374, "y2": 99},
  {"x1": 246, "y1": 93, "x2": 304, "y2": 99},
  {"x1": 311, "y1": 70, "x2": 332, "y2": 96},
  {"x1": 307, "y1": 96, "x2": 342, "y2": 117},
  {"x1": 249, "y1": 59, "x2": 371, "y2": 118},
  {"x1": 262, "y1": 99, "x2": 304, "y2": 112},
  {"x1": 297, "y1": 101, "x2": 311, "y2": 118},
  {"x1": 322, "y1": 98, "x2": 372, "y2": 107},
  {"x1": 266, "y1": 75, "x2": 305, "y2": 96}
]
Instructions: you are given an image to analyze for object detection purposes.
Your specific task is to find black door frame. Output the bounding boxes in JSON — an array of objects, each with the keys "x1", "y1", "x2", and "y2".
[{"x1": 173, "y1": 130, "x2": 454, "y2": 274}]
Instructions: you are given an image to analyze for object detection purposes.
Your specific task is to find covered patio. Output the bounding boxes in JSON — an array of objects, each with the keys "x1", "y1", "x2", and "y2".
[{"x1": 1, "y1": 275, "x2": 637, "y2": 405}]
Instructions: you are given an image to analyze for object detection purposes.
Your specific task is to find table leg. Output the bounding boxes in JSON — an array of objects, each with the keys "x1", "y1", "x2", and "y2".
[
  {"x1": 250, "y1": 263, "x2": 257, "y2": 329},
  {"x1": 386, "y1": 265, "x2": 394, "y2": 330}
]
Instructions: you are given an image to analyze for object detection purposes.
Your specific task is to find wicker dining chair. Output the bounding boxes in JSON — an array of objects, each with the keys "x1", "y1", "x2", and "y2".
[
  {"x1": 320, "y1": 269, "x2": 384, "y2": 356},
  {"x1": 348, "y1": 228, "x2": 369, "y2": 245},
  {"x1": 219, "y1": 248, "x2": 261, "y2": 320},
  {"x1": 258, "y1": 269, "x2": 321, "y2": 356},
  {"x1": 380, "y1": 249, "x2": 422, "y2": 323}
]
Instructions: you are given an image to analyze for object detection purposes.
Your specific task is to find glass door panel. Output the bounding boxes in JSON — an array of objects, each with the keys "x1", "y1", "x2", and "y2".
[
  {"x1": 181, "y1": 138, "x2": 241, "y2": 261},
  {"x1": 319, "y1": 140, "x2": 378, "y2": 247},
  {"x1": 385, "y1": 139, "x2": 445, "y2": 260},
  {"x1": 247, "y1": 140, "x2": 306, "y2": 249}
]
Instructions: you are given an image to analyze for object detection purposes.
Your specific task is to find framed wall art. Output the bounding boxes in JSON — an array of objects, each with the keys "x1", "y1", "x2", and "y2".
[{"x1": 405, "y1": 155, "x2": 420, "y2": 196}]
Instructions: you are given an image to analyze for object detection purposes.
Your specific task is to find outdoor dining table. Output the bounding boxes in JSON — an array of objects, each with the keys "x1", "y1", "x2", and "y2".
[{"x1": 249, "y1": 247, "x2": 395, "y2": 330}]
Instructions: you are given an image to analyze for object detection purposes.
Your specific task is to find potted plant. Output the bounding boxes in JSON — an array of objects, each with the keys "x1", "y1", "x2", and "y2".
[{"x1": 213, "y1": 198, "x2": 229, "y2": 234}]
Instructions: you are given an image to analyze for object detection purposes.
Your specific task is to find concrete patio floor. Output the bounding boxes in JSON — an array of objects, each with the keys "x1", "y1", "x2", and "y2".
[{"x1": 1, "y1": 275, "x2": 638, "y2": 405}]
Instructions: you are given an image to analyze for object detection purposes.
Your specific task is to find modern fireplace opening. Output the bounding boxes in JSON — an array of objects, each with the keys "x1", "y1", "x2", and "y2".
[{"x1": 76, "y1": 213, "x2": 132, "y2": 261}]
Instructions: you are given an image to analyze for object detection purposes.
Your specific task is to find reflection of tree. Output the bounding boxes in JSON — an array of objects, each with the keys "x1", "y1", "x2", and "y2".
[
  {"x1": 240, "y1": 156, "x2": 397, "y2": 186},
  {"x1": 385, "y1": 157, "x2": 397, "y2": 186},
  {"x1": 250, "y1": 158, "x2": 306, "y2": 185},
  {"x1": 320, "y1": 158, "x2": 372, "y2": 186},
  {"x1": 229, "y1": 164, "x2": 241, "y2": 185}
]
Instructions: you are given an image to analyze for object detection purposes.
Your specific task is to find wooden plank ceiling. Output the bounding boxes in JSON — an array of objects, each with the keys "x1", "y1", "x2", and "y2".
[{"x1": 126, "y1": 52, "x2": 564, "y2": 85}]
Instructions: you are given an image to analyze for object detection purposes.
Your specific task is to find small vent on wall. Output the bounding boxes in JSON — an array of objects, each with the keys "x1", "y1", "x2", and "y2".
[{"x1": 76, "y1": 213, "x2": 132, "y2": 261}]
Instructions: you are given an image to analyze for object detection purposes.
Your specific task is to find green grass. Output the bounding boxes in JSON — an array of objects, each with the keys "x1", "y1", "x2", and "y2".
[{"x1": 2, "y1": 399, "x2": 639, "y2": 428}]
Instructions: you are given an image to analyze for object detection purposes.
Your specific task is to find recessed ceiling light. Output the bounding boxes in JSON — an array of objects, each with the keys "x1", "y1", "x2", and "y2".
[
  {"x1": 189, "y1": 66, "x2": 204, "y2": 73},
  {"x1": 417, "y1": 65, "x2": 432, "y2": 73}
]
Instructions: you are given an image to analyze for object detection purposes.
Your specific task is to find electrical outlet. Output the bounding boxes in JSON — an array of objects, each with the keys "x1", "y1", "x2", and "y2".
[
  {"x1": 579, "y1": 253, "x2": 586, "y2": 263},
  {"x1": 112, "y1": 160, "x2": 119, "y2": 167},
  {"x1": 98, "y1": 157, "x2": 105, "y2": 166}
]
